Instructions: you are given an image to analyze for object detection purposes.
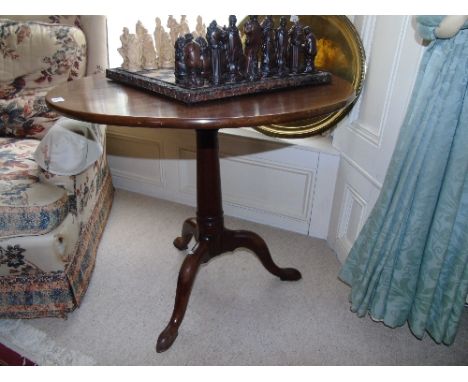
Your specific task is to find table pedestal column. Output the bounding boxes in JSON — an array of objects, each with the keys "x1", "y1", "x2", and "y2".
[{"x1": 156, "y1": 129, "x2": 302, "y2": 353}]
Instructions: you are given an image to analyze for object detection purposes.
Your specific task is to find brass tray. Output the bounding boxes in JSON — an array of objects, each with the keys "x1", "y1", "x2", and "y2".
[{"x1": 238, "y1": 15, "x2": 366, "y2": 138}]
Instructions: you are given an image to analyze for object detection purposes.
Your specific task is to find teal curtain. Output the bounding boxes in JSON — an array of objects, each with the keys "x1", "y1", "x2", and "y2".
[{"x1": 339, "y1": 16, "x2": 468, "y2": 345}]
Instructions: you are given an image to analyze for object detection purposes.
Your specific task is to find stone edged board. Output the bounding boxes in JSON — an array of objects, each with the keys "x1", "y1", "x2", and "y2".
[{"x1": 106, "y1": 67, "x2": 332, "y2": 104}]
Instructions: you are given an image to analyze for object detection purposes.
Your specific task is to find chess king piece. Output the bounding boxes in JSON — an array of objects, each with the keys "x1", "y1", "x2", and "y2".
[
  {"x1": 174, "y1": 36, "x2": 187, "y2": 84},
  {"x1": 196, "y1": 36, "x2": 211, "y2": 81},
  {"x1": 137, "y1": 21, "x2": 158, "y2": 69},
  {"x1": 260, "y1": 15, "x2": 276, "y2": 78},
  {"x1": 243, "y1": 15, "x2": 262, "y2": 81},
  {"x1": 275, "y1": 16, "x2": 289, "y2": 76},
  {"x1": 167, "y1": 15, "x2": 180, "y2": 46},
  {"x1": 183, "y1": 33, "x2": 204, "y2": 88},
  {"x1": 118, "y1": 27, "x2": 130, "y2": 69},
  {"x1": 206, "y1": 20, "x2": 227, "y2": 85},
  {"x1": 225, "y1": 15, "x2": 245, "y2": 83},
  {"x1": 288, "y1": 15, "x2": 305, "y2": 74},
  {"x1": 303, "y1": 26, "x2": 317, "y2": 73}
]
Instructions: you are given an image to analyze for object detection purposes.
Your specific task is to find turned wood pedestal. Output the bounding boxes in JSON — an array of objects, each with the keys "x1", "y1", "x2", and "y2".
[{"x1": 156, "y1": 128, "x2": 301, "y2": 352}]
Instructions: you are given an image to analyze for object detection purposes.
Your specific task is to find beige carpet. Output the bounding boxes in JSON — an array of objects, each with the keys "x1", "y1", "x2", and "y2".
[{"x1": 2, "y1": 189, "x2": 467, "y2": 365}]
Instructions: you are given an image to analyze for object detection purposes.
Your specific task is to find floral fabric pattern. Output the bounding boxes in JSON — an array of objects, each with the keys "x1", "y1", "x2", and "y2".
[
  {"x1": 0, "y1": 138, "x2": 39, "y2": 179},
  {"x1": 0, "y1": 89, "x2": 60, "y2": 139},
  {"x1": 0, "y1": 19, "x2": 86, "y2": 139},
  {"x1": 0, "y1": 244, "x2": 42, "y2": 276}
]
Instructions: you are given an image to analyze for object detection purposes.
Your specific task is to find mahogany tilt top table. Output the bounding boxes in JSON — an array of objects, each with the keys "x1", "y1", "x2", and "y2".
[{"x1": 46, "y1": 74, "x2": 355, "y2": 353}]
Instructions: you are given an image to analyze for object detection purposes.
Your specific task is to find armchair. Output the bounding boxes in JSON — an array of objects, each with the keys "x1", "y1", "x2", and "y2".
[{"x1": 0, "y1": 16, "x2": 114, "y2": 318}]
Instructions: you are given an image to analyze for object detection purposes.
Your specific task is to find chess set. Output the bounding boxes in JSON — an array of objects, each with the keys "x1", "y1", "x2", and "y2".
[{"x1": 106, "y1": 15, "x2": 332, "y2": 104}]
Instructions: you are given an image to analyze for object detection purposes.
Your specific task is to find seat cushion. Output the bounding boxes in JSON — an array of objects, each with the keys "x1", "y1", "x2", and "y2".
[{"x1": 0, "y1": 138, "x2": 69, "y2": 237}]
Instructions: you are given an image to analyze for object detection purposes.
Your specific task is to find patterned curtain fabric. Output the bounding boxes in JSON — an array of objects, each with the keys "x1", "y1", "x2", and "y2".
[{"x1": 339, "y1": 16, "x2": 468, "y2": 345}]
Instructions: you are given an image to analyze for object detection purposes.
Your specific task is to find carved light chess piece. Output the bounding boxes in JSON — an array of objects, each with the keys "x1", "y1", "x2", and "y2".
[
  {"x1": 179, "y1": 15, "x2": 191, "y2": 37},
  {"x1": 243, "y1": 15, "x2": 262, "y2": 81},
  {"x1": 303, "y1": 26, "x2": 317, "y2": 73},
  {"x1": 174, "y1": 36, "x2": 187, "y2": 84},
  {"x1": 126, "y1": 29, "x2": 142, "y2": 71},
  {"x1": 160, "y1": 29, "x2": 175, "y2": 68},
  {"x1": 118, "y1": 27, "x2": 130, "y2": 69},
  {"x1": 154, "y1": 17, "x2": 164, "y2": 66},
  {"x1": 206, "y1": 20, "x2": 227, "y2": 86},
  {"x1": 225, "y1": 15, "x2": 245, "y2": 83},
  {"x1": 260, "y1": 15, "x2": 276, "y2": 78},
  {"x1": 196, "y1": 36, "x2": 211, "y2": 81},
  {"x1": 275, "y1": 16, "x2": 289, "y2": 77},
  {"x1": 137, "y1": 21, "x2": 158, "y2": 70},
  {"x1": 183, "y1": 34, "x2": 204, "y2": 88},
  {"x1": 167, "y1": 15, "x2": 180, "y2": 46},
  {"x1": 288, "y1": 15, "x2": 305, "y2": 74},
  {"x1": 192, "y1": 15, "x2": 206, "y2": 39}
]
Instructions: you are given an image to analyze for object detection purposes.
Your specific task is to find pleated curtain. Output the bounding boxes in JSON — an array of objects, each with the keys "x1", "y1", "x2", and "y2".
[{"x1": 339, "y1": 16, "x2": 468, "y2": 345}]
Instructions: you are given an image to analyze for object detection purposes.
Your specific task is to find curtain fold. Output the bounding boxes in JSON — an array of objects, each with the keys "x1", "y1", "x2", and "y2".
[{"x1": 339, "y1": 17, "x2": 468, "y2": 345}]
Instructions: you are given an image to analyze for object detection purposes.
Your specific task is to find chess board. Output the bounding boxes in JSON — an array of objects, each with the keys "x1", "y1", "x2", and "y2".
[{"x1": 106, "y1": 67, "x2": 332, "y2": 104}]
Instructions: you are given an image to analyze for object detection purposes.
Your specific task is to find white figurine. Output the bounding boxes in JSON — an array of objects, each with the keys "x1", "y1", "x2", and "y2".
[
  {"x1": 126, "y1": 30, "x2": 142, "y2": 72},
  {"x1": 137, "y1": 20, "x2": 158, "y2": 69},
  {"x1": 159, "y1": 29, "x2": 174, "y2": 68},
  {"x1": 154, "y1": 17, "x2": 164, "y2": 62},
  {"x1": 179, "y1": 15, "x2": 190, "y2": 37},
  {"x1": 167, "y1": 15, "x2": 180, "y2": 45},
  {"x1": 118, "y1": 27, "x2": 130, "y2": 69},
  {"x1": 192, "y1": 15, "x2": 206, "y2": 39}
]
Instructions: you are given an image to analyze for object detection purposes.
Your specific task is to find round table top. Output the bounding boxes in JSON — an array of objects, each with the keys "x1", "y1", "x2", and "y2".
[{"x1": 45, "y1": 74, "x2": 355, "y2": 130}]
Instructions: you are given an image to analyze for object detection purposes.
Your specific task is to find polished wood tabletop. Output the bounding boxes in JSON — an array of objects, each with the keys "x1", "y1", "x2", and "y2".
[{"x1": 45, "y1": 74, "x2": 355, "y2": 129}]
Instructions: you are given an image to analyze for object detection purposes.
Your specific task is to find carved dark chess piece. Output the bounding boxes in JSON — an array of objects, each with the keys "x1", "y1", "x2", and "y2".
[
  {"x1": 206, "y1": 20, "x2": 227, "y2": 86},
  {"x1": 243, "y1": 15, "x2": 262, "y2": 81},
  {"x1": 303, "y1": 26, "x2": 317, "y2": 73},
  {"x1": 196, "y1": 36, "x2": 211, "y2": 81},
  {"x1": 183, "y1": 34, "x2": 204, "y2": 88},
  {"x1": 174, "y1": 36, "x2": 187, "y2": 85},
  {"x1": 275, "y1": 16, "x2": 289, "y2": 77},
  {"x1": 288, "y1": 17, "x2": 305, "y2": 75},
  {"x1": 260, "y1": 16, "x2": 276, "y2": 78},
  {"x1": 225, "y1": 15, "x2": 246, "y2": 83}
]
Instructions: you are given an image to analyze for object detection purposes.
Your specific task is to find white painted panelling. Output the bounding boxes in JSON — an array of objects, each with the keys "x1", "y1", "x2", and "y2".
[
  {"x1": 329, "y1": 157, "x2": 380, "y2": 264},
  {"x1": 177, "y1": 148, "x2": 314, "y2": 220},
  {"x1": 337, "y1": 184, "x2": 367, "y2": 255},
  {"x1": 328, "y1": 15, "x2": 425, "y2": 263},
  {"x1": 107, "y1": 128, "x2": 340, "y2": 238},
  {"x1": 308, "y1": 152, "x2": 340, "y2": 238},
  {"x1": 107, "y1": 132, "x2": 164, "y2": 195}
]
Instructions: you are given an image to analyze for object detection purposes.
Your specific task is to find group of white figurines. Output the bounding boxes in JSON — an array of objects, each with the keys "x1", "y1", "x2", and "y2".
[{"x1": 118, "y1": 15, "x2": 207, "y2": 72}]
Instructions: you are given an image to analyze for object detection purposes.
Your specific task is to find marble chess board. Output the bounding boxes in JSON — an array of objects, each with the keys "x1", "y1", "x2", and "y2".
[{"x1": 106, "y1": 67, "x2": 332, "y2": 104}]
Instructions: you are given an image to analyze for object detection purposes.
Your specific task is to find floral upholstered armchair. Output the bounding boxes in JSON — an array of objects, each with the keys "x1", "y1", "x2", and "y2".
[{"x1": 0, "y1": 16, "x2": 114, "y2": 318}]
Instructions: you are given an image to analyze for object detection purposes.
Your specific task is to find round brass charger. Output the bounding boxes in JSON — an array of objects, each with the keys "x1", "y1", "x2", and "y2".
[{"x1": 238, "y1": 15, "x2": 366, "y2": 138}]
